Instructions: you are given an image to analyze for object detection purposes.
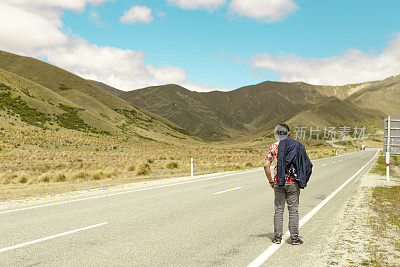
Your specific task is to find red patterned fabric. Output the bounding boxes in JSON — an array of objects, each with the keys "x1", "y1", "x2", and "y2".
[{"x1": 264, "y1": 142, "x2": 297, "y2": 184}]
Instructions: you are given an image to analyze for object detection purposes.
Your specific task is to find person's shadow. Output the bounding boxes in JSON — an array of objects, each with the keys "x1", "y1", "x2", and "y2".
[
  {"x1": 254, "y1": 233, "x2": 299, "y2": 244},
  {"x1": 254, "y1": 233, "x2": 275, "y2": 240}
]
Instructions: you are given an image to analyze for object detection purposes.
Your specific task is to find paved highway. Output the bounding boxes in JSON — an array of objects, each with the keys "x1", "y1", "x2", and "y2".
[{"x1": 0, "y1": 149, "x2": 378, "y2": 266}]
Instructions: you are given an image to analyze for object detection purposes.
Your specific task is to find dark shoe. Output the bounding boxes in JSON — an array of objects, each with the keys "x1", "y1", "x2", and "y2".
[
  {"x1": 291, "y1": 239, "x2": 303, "y2": 245},
  {"x1": 272, "y1": 238, "x2": 281, "y2": 244}
]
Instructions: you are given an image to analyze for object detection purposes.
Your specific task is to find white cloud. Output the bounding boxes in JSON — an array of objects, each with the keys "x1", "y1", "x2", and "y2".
[
  {"x1": 181, "y1": 82, "x2": 229, "y2": 92},
  {"x1": 229, "y1": 0, "x2": 298, "y2": 22},
  {"x1": 146, "y1": 65, "x2": 187, "y2": 84},
  {"x1": 166, "y1": 0, "x2": 226, "y2": 11},
  {"x1": 89, "y1": 10, "x2": 104, "y2": 27},
  {"x1": 54, "y1": 42, "x2": 228, "y2": 91},
  {"x1": 252, "y1": 34, "x2": 400, "y2": 85},
  {"x1": 0, "y1": 0, "x2": 109, "y2": 53},
  {"x1": 158, "y1": 11, "x2": 167, "y2": 18},
  {"x1": 47, "y1": 38, "x2": 188, "y2": 90},
  {"x1": 0, "y1": 0, "x2": 225, "y2": 92},
  {"x1": 1, "y1": 0, "x2": 108, "y2": 12},
  {"x1": 0, "y1": 4, "x2": 66, "y2": 52},
  {"x1": 120, "y1": 6, "x2": 153, "y2": 24}
]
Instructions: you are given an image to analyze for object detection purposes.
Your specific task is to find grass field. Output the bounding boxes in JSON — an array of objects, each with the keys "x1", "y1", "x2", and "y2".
[
  {"x1": 362, "y1": 185, "x2": 400, "y2": 265},
  {"x1": 0, "y1": 122, "x2": 381, "y2": 201},
  {"x1": 358, "y1": 155, "x2": 400, "y2": 265}
]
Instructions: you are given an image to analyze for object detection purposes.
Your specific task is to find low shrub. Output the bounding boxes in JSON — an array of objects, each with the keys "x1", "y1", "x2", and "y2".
[
  {"x1": 91, "y1": 171, "x2": 104, "y2": 180},
  {"x1": 58, "y1": 84, "x2": 70, "y2": 91},
  {"x1": 135, "y1": 163, "x2": 151, "y2": 176},
  {"x1": 165, "y1": 161, "x2": 178, "y2": 169},
  {"x1": 0, "y1": 92, "x2": 51, "y2": 128},
  {"x1": 18, "y1": 176, "x2": 27, "y2": 184},
  {"x1": 54, "y1": 173, "x2": 66, "y2": 182},
  {"x1": 74, "y1": 171, "x2": 89, "y2": 180},
  {"x1": 39, "y1": 174, "x2": 51, "y2": 183}
]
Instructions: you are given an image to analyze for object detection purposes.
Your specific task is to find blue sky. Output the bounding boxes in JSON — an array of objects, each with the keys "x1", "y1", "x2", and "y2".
[{"x1": 1, "y1": 0, "x2": 400, "y2": 91}]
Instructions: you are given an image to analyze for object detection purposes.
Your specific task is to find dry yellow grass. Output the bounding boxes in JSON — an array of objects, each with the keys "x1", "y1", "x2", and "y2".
[{"x1": 0, "y1": 125, "x2": 379, "y2": 201}]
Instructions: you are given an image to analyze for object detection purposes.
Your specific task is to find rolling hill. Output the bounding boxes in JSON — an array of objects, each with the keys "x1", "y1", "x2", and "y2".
[
  {"x1": 0, "y1": 50, "x2": 194, "y2": 144},
  {"x1": 0, "y1": 51, "x2": 129, "y2": 111}
]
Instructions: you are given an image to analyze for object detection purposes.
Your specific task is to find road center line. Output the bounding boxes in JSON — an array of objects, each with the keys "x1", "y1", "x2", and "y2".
[
  {"x1": 0, "y1": 222, "x2": 108, "y2": 253},
  {"x1": 312, "y1": 150, "x2": 361, "y2": 162},
  {"x1": 321, "y1": 164, "x2": 327, "y2": 167},
  {"x1": 214, "y1": 187, "x2": 242, "y2": 195},
  {"x1": 0, "y1": 169, "x2": 260, "y2": 215},
  {"x1": 247, "y1": 150, "x2": 379, "y2": 267}
]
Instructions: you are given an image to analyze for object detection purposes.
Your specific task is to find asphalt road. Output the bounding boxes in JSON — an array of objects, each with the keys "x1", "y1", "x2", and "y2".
[{"x1": 0, "y1": 149, "x2": 379, "y2": 266}]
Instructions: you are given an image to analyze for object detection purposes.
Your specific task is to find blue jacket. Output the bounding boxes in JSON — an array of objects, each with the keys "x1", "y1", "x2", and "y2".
[{"x1": 277, "y1": 137, "x2": 313, "y2": 189}]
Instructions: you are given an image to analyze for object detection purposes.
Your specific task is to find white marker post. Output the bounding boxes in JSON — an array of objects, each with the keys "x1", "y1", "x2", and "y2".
[
  {"x1": 386, "y1": 116, "x2": 391, "y2": 182},
  {"x1": 191, "y1": 157, "x2": 194, "y2": 177}
]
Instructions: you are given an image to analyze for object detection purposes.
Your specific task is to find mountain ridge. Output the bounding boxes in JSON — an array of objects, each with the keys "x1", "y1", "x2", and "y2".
[
  {"x1": 89, "y1": 75, "x2": 398, "y2": 140},
  {"x1": 110, "y1": 79, "x2": 395, "y2": 140},
  {"x1": 87, "y1": 80, "x2": 125, "y2": 97}
]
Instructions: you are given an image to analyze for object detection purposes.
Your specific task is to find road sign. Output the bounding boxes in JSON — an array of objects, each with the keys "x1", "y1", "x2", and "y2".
[
  {"x1": 384, "y1": 117, "x2": 400, "y2": 182},
  {"x1": 384, "y1": 117, "x2": 400, "y2": 156},
  {"x1": 383, "y1": 140, "x2": 400, "y2": 154}
]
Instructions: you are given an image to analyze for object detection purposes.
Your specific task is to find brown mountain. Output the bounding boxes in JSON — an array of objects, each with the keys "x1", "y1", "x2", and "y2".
[
  {"x1": 118, "y1": 82, "x2": 333, "y2": 140},
  {"x1": 343, "y1": 75, "x2": 400, "y2": 117},
  {"x1": 115, "y1": 78, "x2": 395, "y2": 140},
  {"x1": 286, "y1": 97, "x2": 385, "y2": 129}
]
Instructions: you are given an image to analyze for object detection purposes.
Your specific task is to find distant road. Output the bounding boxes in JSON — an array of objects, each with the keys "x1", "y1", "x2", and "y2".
[{"x1": 0, "y1": 149, "x2": 378, "y2": 266}]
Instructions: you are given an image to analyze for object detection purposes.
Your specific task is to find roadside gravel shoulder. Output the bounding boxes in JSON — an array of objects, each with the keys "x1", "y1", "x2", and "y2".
[{"x1": 315, "y1": 173, "x2": 400, "y2": 266}]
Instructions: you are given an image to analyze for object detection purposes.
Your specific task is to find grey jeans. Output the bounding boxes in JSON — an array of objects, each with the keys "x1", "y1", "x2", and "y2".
[{"x1": 273, "y1": 183, "x2": 300, "y2": 241}]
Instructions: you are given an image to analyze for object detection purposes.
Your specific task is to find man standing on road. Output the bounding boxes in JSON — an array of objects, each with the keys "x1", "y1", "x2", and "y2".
[{"x1": 264, "y1": 124, "x2": 303, "y2": 245}]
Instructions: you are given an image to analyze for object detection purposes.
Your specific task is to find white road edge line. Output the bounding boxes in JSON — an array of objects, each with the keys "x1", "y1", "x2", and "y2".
[
  {"x1": 0, "y1": 222, "x2": 108, "y2": 253},
  {"x1": 0, "y1": 169, "x2": 261, "y2": 215},
  {"x1": 247, "y1": 149, "x2": 379, "y2": 267},
  {"x1": 214, "y1": 187, "x2": 242, "y2": 195}
]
